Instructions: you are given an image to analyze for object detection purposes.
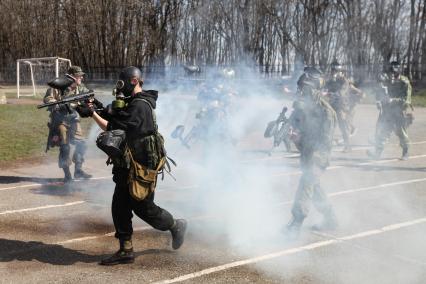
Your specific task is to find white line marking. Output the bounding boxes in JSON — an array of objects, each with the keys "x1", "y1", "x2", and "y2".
[
  {"x1": 0, "y1": 201, "x2": 85, "y2": 215},
  {"x1": 153, "y1": 217, "x2": 426, "y2": 284},
  {"x1": 329, "y1": 177, "x2": 426, "y2": 197},
  {"x1": 4, "y1": 176, "x2": 425, "y2": 256},
  {"x1": 56, "y1": 226, "x2": 150, "y2": 245},
  {"x1": 271, "y1": 153, "x2": 426, "y2": 177},
  {"x1": 312, "y1": 230, "x2": 426, "y2": 267},
  {"x1": 56, "y1": 215, "x2": 213, "y2": 245},
  {"x1": 273, "y1": 177, "x2": 426, "y2": 207},
  {"x1": 1, "y1": 145, "x2": 426, "y2": 192},
  {"x1": 242, "y1": 140, "x2": 426, "y2": 160},
  {"x1": 162, "y1": 154, "x2": 426, "y2": 192}
]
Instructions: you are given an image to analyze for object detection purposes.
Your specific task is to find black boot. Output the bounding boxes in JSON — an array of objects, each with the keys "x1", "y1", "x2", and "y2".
[
  {"x1": 63, "y1": 167, "x2": 72, "y2": 183},
  {"x1": 170, "y1": 219, "x2": 187, "y2": 250},
  {"x1": 401, "y1": 147, "x2": 409, "y2": 161},
  {"x1": 99, "y1": 240, "x2": 134, "y2": 266},
  {"x1": 74, "y1": 164, "x2": 92, "y2": 179}
]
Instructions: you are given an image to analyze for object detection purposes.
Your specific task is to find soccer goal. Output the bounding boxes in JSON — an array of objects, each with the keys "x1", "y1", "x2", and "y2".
[{"x1": 16, "y1": 57, "x2": 72, "y2": 98}]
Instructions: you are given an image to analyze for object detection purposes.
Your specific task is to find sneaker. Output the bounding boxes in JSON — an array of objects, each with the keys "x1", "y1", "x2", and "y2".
[
  {"x1": 349, "y1": 127, "x2": 357, "y2": 137},
  {"x1": 170, "y1": 219, "x2": 187, "y2": 250},
  {"x1": 99, "y1": 249, "x2": 135, "y2": 266},
  {"x1": 74, "y1": 169, "x2": 92, "y2": 179}
]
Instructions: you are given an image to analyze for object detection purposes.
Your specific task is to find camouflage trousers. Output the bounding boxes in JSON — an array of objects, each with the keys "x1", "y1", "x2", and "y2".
[
  {"x1": 291, "y1": 160, "x2": 334, "y2": 221},
  {"x1": 58, "y1": 122, "x2": 86, "y2": 168},
  {"x1": 374, "y1": 107, "x2": 410, "y2": 153}
]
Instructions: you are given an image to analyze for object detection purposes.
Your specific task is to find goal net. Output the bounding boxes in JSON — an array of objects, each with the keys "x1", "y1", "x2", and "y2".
[{"x1": 16, "y1": 57, "x2": 72, "y2": 98}]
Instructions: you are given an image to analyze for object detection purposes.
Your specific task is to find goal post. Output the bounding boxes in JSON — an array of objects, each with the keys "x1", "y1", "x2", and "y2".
[{"x1": 16, "y1": 57, "x2": 72, "y2": 98}]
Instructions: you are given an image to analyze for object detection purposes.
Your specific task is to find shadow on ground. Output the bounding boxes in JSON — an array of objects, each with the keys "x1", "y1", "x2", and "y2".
[
  {"x1": 0, "y1": 238, "x2": 104, "y2": 265},
  {"x1": 0, "y1": 238, "x2": 173, "y2": 266},
  {"x1": 0, "y1": 176, "x2": 63, "y2": 185}
]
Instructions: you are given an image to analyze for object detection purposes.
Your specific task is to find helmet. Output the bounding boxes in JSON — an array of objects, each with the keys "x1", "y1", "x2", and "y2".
[
  {"x1": 116, "y1": 66, "x2": 143, "y2": 98},
  {"x1": 389, "y1": 61, "x2": 401, "y2": 75},
  {"x1": 298, "y1": 67, "x2": 324, "y2": 90}
]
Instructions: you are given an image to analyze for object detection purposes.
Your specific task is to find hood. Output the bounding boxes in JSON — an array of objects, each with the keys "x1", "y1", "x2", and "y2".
[{"x1": 133, "y1": 90, "x2": 158, "y2": 109}]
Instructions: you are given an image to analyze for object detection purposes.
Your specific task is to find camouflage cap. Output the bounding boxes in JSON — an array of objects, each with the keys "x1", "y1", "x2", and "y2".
[{"x1": 67, "y1": 65, "x2": 85, "y2": 76}]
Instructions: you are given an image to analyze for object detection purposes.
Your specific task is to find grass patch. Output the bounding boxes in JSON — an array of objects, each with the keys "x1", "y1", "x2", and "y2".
[
  {"x1": 0, "y1": 105, "x2": 92, "y2": 167},
  {"x1": 413, "y1": 89, "x2": 426, "y2": 107},
  {"x1": 0, "y1": 105, "x2": 50, "y2": 165}
]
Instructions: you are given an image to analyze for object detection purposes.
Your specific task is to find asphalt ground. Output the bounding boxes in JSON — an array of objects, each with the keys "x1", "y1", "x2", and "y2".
[{"x1": 0, "y1": 99, "x2": 425, "y2": 284}]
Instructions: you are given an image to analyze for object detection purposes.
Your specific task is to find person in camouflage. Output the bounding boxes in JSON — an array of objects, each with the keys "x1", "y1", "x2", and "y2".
[
  {"x1": 325, "y1": 61, "x2": 364, "y2": 152},
  {"x1": 368, "y1": 61, "x2": 413, "y2": 160},
  {"x1": 43, "y1": 66, "x2": 92, "y2": 182},
  {"x1": 285, "y1": 67, "x2": 338, "y2": 238}
]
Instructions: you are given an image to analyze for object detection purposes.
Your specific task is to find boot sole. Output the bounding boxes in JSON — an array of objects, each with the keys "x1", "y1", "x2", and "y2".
[{"x1": 99, "y1": 258, "x2": 135, "y2": 266}]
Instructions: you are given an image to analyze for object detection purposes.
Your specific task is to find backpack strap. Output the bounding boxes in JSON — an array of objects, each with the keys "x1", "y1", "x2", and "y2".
[{"x1": 133, "y1": 98, "x2": 158, "y2": 133}]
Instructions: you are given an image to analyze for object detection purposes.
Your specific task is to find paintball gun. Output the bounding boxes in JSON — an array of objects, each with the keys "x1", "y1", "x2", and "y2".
[
  {"x1": 264, "y1": 106, "x2": 288, "y2": 138},
  {"x1": 37, "y1": 74, "x2": 99, "y2": 111},
  {"x1": 264, "y1": 106, "x2": 293, "y2": 153},
  {"x1": 37, "y1": 90, "x2": 96, "y2": 109}
]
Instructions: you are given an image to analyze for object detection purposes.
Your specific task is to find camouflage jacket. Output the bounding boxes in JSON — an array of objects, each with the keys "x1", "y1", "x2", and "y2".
[
  {"x1": 43, "y1": 83, "x2": 89, "y2": 124},
  {"x1": 290, "y1": 88, "x2": 336, "y2": 169},
  {"x1": 325, "y1": 74, "x2": 363, "y2": 110},
  {"x1": 384, "y1": 75, "x2": 412, "y2": 107}
]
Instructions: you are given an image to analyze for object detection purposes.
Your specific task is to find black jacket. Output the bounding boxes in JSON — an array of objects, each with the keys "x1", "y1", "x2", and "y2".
[{"x1": 107, "y1": 90, "x2": 158, "y2": 141}]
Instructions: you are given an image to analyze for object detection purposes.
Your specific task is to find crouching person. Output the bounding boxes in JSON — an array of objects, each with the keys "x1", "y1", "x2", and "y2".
[{"x1": 77, "y1": 66, "x2": 187, "y2": 265}]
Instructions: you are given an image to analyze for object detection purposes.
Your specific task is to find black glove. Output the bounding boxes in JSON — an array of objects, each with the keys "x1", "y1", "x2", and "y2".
[
  {"x1": 93, "y1": 98, "x2": 104, "y2": 109},
  {"x1": 76, "y1": 104, "x2": 94, "y2": 117}
]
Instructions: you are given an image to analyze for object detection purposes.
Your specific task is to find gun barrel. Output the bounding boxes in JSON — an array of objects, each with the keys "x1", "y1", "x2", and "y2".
[{"x1": 37, "y1": 91, "x2": 95, "y2": 109}]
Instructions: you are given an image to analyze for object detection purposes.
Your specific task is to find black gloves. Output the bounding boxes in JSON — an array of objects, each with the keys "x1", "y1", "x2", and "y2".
[
  {"x1": 93, "y1": 98, "x2": 104, "y2": 109},
  {"x1": 76, "y1": 104, "x2": 94, "y2": 117}
]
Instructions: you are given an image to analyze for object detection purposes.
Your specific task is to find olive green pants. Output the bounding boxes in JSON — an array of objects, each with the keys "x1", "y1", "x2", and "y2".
[{"x1": 291, "y1": 157, "x2": 334, "y2": 220}]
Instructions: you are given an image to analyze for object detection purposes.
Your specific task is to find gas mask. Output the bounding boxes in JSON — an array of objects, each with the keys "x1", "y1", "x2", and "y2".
[
  {"x1": 115, "y1": 78, "x2": 136, "y2": 98},
  {"x1": 115, "y1": 66, "x2": 144, "y2": 98},
  {"x1": 389, "y1": 61, "x2": 401, "y2": 81}
]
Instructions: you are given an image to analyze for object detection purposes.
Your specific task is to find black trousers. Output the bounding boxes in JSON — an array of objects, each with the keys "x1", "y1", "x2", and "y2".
[{"x1": 112, "y1": 168, "x2": 175, "y2": 241}]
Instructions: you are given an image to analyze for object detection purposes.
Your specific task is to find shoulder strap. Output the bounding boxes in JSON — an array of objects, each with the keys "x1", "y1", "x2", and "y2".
[{"x1": 133, "y1": 98, "x2": 158, "y2": 132}]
